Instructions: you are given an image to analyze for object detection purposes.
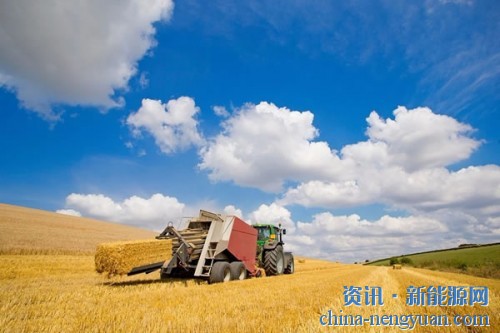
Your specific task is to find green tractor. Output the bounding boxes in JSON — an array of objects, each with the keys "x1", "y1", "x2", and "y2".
[{"x1": 252, "y1": 224, "x2": 294, "y2": 276}]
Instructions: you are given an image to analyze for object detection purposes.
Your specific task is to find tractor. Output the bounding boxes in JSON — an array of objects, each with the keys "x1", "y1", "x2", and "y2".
[{"x1": 253, "y1": 223, "x2": 294, "y2": 275}]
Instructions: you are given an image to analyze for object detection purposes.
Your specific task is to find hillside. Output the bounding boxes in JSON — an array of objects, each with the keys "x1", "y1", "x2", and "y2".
[
  {"x1": 0, "y1": 203, "x2": 156, "y2": 254},
  {"x1": 366, "y1": 243, "x2": 500, "y2": 279}
]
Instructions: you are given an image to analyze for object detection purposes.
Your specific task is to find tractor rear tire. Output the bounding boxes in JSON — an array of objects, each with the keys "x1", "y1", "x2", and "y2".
[
  {"x1": 209, "y1": 261, "x2": 231, "y2": 284},
  {"x1": 264, "y1": 245, "x2": 285, "y2": 276},
  {"x1": 229, "y1": 261, "x2": 247, "y2": 280},
  {"x1": 284, "y1": 253, "x2": 294, "y2": 274}
]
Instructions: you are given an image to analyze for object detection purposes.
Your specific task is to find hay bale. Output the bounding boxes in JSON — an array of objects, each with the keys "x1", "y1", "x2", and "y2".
[{"x1": 95, "y1": 239, "x2": 172, "y2": 277}]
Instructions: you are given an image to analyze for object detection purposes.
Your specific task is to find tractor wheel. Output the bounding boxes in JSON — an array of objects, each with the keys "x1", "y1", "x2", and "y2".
[
  {"x1": 229, "y1": 261, "x2": 247, "y2": 280},
  {"x1": 284, "y1": 253, "x2": 295, "y2": 274},
  {"x1": 264, "y1": 245, "x2": 285, "y2": 276},
  {"x1": 209, "y1": 261, "x2": 231, "y2": 284}
]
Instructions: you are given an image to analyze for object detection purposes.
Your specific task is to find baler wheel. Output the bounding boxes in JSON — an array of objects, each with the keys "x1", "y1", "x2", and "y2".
[
  {"x1": 229, "y1": 262, "x2": 247, "y2": 280},
  {"x1": 264, "y1": 245, "x2": 284, "y2": 276},
  {"x1": 209, "y1": 261, "x2": 231, "y2": 284}
]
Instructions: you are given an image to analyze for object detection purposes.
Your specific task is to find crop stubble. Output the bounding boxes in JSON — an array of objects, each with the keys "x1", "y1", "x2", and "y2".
[{"x1": 0, "y1": 255, "x2": 497, "y2": 332}]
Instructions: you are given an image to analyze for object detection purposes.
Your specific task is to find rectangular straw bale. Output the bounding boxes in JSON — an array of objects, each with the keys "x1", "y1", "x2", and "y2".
[{"x1": 95, "y1": 239, "x2": 172, "y2": 277}]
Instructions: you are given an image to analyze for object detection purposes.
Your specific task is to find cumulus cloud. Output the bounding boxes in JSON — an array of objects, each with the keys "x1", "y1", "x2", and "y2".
[
  {"x1": 279, "y1": 106, "x2": 496, "y2": 215},
  {"x1": 298, "y1": 212, "x2": 447, "y2": 237},
  {"x1": 63, "y1": 193, "x2": 185, "y2": 230},
  {"x1": 364, "y1": 106, "x2": 480, "y2": 171},
  {"x1": 0, "y1": 0, "x2": 174, "y2": 120},
  {"x1": 198, "y1": 103, "x2": 493, "y2": 219},
  {"x1": 55, "y1": 209, "x2": 82, "y2": 217},
  {"x1": 279, "y1": 180, "x2": 375, "y2": 208},
  {"x1": 199, "y1": 102, "x2": 342, "y2": 191},
  {"x1": 242, "y1": 205, "x2": 472, "y2": 263},
  {"x1": 223, "y1": 205, "x2": 243, "y2": 218},
  {"x1": 287, "y1": 212, "x2": 455, "y2": 262},
  {"x1": 127, "y1": 96, "x2": 204, "y2": 154},
  {"x1": 280, "y1": 165, "x2": 500, "y2": 216},
  {"x1": 268, "y1": 105, "x2": 499, "y2": 261},
  {"x1": 248, "y1": 203, "x2": 295, "y2": 232}
]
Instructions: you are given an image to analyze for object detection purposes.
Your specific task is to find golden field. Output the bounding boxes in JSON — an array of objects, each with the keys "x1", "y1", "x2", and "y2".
[
  {"x1": 0, "y1": 204, "x2": 498, "y2": 332},
  {"x1": 0, "y1": 204, "x2": 156, "y2": 255}
]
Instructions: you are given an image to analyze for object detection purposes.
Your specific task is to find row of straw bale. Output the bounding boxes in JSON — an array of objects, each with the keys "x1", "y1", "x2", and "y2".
[{"x1": 95, "y1": 239, "x2": 172, "y2": 277}]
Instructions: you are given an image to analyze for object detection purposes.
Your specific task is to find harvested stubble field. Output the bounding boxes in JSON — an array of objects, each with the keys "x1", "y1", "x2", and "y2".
[
  {"x1": 0, "y1": 204, "x2": 156, "y2": 255},
  {"x1": 0, "y1": 204, "x2": 498, "y2": 332}
]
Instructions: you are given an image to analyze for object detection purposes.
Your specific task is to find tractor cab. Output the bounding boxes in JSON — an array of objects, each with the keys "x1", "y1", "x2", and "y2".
[
  {"x1": 255, "y1": 225, "x2": 271, "y2": 241},
  {"x1": 253, "y1": 224, "x2": 283, "y2": 246}
]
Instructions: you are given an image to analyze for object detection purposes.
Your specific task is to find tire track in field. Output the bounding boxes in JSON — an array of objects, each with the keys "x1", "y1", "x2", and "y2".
[
  {"x1": 392, "y1": 268, "x2": 495, "y2": 333},
  {"x1": 295, "y1": 266, "x2": 408, "y2": 332},
  {"x1": 294, "y1": 265, "x2": 497, "y2": 333},
  {"x1": 390, "y1": 267, "x2": 463, "y2": 333},
  {"x1": 402, "y1": 268, "x2": 499, "y2": 321}
]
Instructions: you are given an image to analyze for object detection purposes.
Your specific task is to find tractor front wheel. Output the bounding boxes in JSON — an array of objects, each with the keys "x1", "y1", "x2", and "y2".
[{"x1": 264, "y1": 245, "x2": 285, "y2": 276}]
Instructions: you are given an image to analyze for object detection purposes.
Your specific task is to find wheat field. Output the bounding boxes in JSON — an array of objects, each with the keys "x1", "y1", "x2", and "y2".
[
  {"x1": 0, "y1": 255, "x2": 497, "y2": 332},
  {"x1": 0, "y1": 204, "x2": 156, "y2": 255},
  {"x1": 0, "y1": 204, "x2": 498, "y2": 332}
]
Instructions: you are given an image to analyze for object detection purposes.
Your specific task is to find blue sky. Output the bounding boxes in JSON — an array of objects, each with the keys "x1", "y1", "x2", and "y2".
[{"x1": 0, "y1": 0, "x2": 499, "y2": 262}]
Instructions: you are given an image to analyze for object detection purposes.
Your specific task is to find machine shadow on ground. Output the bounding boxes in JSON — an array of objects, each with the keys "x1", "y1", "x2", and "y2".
[{"x1": 101, "y1": 277, "x2": 206, "y2": 288}]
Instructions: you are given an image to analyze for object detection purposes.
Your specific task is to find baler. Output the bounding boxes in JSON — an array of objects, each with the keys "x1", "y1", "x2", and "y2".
[{"x1": 127, "y1": 210, "x2": 294, "y2": 283}]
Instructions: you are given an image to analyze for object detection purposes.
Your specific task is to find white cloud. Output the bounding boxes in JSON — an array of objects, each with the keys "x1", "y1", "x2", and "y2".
[
  {"x1": 55, "y1": 209, "x2": 82, "y2": 217},
  {"x1": 64, "y1": 193, "x2": 185, "y2": 230},
  {"x1": 363, "y1": 106, "x2": 480, "y2": 171},
  {"x1": 230, "y1": 104, "x2": 499, "y2": 261},
  {"x1": 485, "y1": 216, "x2": 500, "y2": 235},
  {"x1": 199, "y1": 102, "x2": 342, "y2": 191},
  {"x1": 242, "y1": 205, "x2": 479, "y2": 263},
  {"x1": 285, "y1": 212, "x2": 477, "y2": 262},
  {"x1": 279, "y1": 180, "x2": 374, "y2": 208},
  {"x1": 223, "y1": 205, "x2": 243, "y2": 218},
  {"x1": 279, "y1": 106, "x2": 497, "y2": 215},
  {"x1": 280, "y1": 165, "x2": 500, "y2": 216},
  {"x1": 298, "y1": 212, "x2": 447, "y2": 237},
  {"x1": 67, "y1": 194, "x2": 122, "y2": 217},
  {"x1": 248, "y1": 203, "x2": 295, "y2": 232},
  {"x1": 213, "y1": 105, "x2": 230, "y2": 117},
  {"x1": 127, "y1": 96, "x2": 204, "y2": 154},
  {"x1": 0, "y1": 0, "x2": 174, "y2": 120},
  {"x1": 199, "y1": 103, "x2": 493, "y2": 220}
]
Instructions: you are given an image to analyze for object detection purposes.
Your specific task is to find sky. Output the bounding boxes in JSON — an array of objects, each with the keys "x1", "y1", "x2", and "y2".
[{"x1": 0, "y1": 0, "x2": 499, "y2": 262}]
